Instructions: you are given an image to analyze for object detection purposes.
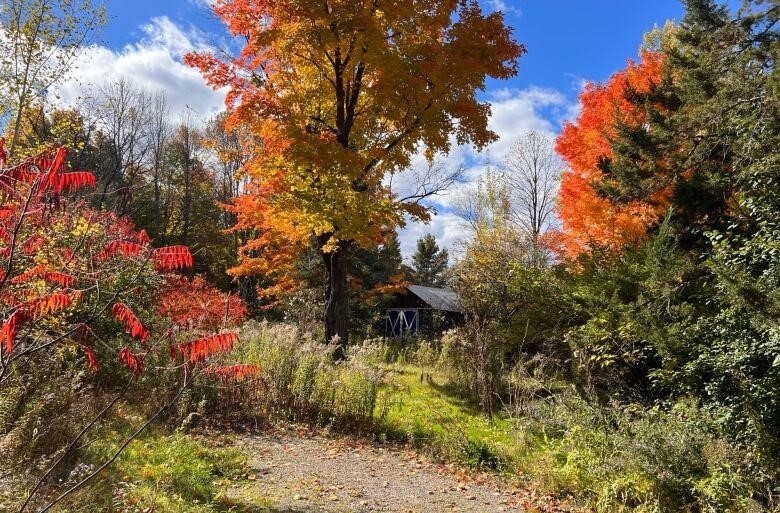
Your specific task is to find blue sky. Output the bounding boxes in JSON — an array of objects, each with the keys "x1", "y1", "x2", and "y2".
[
  {"x1": 100, "y1": 0, "x2": 685, "y2": 101},
  {"x1": 65, "y1": 0, "x2": 690, "y2": 257}
]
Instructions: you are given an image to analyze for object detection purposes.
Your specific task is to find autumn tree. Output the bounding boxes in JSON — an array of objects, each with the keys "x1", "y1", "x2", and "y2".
[
  {"x1": 410, "y1": 233, "x2": 449, "y2": 288},
  {"x1": 203, "y1": 112, "x2": 247, "y2": 215},
  {"x1": 554, "y1": 51, "x2": 666, "y2": 259},
  {"x1": 88, "y1": 78, "x2": 157, "y2": 212},
  {"x1": 547, "y1": 0, "x2": 780, "y2": 479},
  {"x1": 0, "y1": 0, "x2": 106, "y2": 158},
  {"x1": 287, "y1": 229, "x2": 406, "y2": 335},
  {"x1": 453, "y1": 167, "x2": 572, "y2": 415},
  {"x1": 619, "y1": 0, "x2": 780, "y2": 458},
  {"x1": 202, "y1": 112, "x2": 255, "y2": 293},
  {"x1": 3, "y1": 104, "x2": 93, "y2": 162},
  {"x1": 157, "y1": 275, "x2": 248, "y2": 331},
  {"x1": 187, "y1": 0, "x2": 525, "y2": 352}
]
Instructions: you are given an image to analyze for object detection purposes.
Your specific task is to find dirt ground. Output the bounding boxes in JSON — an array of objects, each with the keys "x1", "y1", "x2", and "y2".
[{"x1": 225, "y1": 427, "x2": 576, "y2": 513}]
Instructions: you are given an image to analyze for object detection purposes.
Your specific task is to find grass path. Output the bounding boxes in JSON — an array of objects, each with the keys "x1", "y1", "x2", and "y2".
[
  {"x1": 85, "y1": 363, "x2": 579, "y2": 512},
  {"x1": 380, "y1": 365, "x2": 520, "y2": 469}
]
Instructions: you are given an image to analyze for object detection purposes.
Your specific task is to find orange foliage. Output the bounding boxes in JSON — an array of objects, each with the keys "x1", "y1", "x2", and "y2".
[
  {"x1": 10, "y1": 264, "x2": 76, "y2": 288},
  {"x1": 554, "y1": 52, "x2": 667, "y2": 259},
  {"x1": 27, "y1": 292, "x2": 73, "y2": 320},
  {"x1": 366, "y1": 272, "x2": 409, "y2": 301},
  {"x1": 205, "y1": 364, "x2": 259, "y2": 382},
  {"x1": 186, "y1": 0, "x2": 524, "y2": 306},
  {"x1": 157, "y1": 275, "x2": 248, "y2": 330}
]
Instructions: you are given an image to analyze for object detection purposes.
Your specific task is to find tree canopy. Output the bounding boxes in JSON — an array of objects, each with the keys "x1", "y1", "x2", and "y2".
[{"x1": 186, "y1": 0, "x2": 525, "y2": 347}]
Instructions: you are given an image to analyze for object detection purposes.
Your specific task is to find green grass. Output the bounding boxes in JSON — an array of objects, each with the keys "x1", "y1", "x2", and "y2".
[
  {"x1": 377, "y1": 364, "x2": 520, "y2": 471},
  {"x1": 69, "y1": 428, "x2": 251, "y2": 513}
]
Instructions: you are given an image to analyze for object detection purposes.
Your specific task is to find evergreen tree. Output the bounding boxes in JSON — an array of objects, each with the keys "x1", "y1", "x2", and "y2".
[
  {"x1": 411, "y1": 234, "x2": 449, "y2": 287},
  {"x1": 567, "y1": 0, "x2": 780, "y2": 468}
]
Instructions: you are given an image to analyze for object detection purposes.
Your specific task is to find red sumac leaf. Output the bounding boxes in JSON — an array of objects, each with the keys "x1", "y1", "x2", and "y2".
[
  {"x1": 55, "y1": 171, "x2": 96, "y2": 192},
  {"x1": 176, "y1": 331, "x2": 239, "y2": 362},
  {"x1": 119, "y1": 347, "x2": 143, "y2": 374},
  {"x1": 152, "y1": 246, "x2": 193, "y2": 271},
  {"x1": 112, "y1": 302, "x2": 149, "y2": 343},
  {"x1": 0, "y1": 309, "x2": 27, "y2": 354},
  {"x1": 82, "y1": 345, "x2": 99, "y2": 370}
]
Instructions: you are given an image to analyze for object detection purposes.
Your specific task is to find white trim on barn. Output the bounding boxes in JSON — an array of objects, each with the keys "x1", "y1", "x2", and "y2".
[
  {"x1": 386, "y1": 308, "x2": 419, "y2": 337},
  {"x1": 384, "y1": 285, "x2": 463, "y2": 337}
]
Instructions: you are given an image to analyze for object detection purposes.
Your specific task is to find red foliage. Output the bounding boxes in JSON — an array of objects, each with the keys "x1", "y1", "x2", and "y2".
[
  {"x1": 97, "y1": 240, "x2": 144, "y2": 260},
  {"x1": 205, "y1": 364, "x2": 259, "y2": 382},
  {"x1": 111, "y1": 303, "x2": 150, "y2": 344},
  {"x1": 174, "y1": 332, "x2": 239, "y2": 362},
  {"x1": 554, "y1": 52, "x2": 667, "y2": 259},
  {"x1": 0, "y1": 309, "x2": 27, "y2": 353},
  {"x1": 21, "y1": 235, "x2": 46, "y2": 255},
  {"x1": 82, "y1": 344, "x2": 99, "y2": 370},
  {"x1": 55, "y1": 171, "x2": 96, "y2": 192},
  {"x1": 152, "y1": 246, "x2": 194, "y2": 271},
  {"x1": 157, "y1": 275, "x2": 248, "y2": 330},
  {"x1": 0, "y1": 144, "x2": 250, "y2": 384},
  {"x1": 119, "y1": 346, "x2": 144, "y2": 374},
  {"x1": 0, "y1": 146, "x2": 93, "y2": 197}
]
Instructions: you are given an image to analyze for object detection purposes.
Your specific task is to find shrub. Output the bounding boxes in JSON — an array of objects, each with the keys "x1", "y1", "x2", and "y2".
[
  {"x1": 463, "y1": 438, "x2": 506, "y2": 471},
  {"x1": 157, "y1": 275, "x2": 249, "y2": 331},
  {"x1": 0, "y1": 145, "x2": 252, "y2": 508},
  {"x1": 224, "y1": 321, "x2": 388, "y2": 429},
  {"x1": 520, "y1": 394, "x2": 764, "y2": 512}
]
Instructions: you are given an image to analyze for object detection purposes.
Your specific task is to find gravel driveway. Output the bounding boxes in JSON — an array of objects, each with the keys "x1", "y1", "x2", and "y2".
[{"x1": 226, "y1": 428, "x2": 575, "y2": 512}]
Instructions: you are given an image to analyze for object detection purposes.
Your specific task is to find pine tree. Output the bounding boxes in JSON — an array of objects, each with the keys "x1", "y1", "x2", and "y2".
[{"x1": 411, "y1": 234, "x2": 449, "y2": 288}]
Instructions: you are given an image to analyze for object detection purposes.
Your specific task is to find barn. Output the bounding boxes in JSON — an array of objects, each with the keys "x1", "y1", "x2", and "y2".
[{"x1": 385, "y1": 284, "x2": 464, "y2": 337}]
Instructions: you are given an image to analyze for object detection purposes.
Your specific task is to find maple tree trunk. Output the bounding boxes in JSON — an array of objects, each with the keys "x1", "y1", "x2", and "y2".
[{"x1": 320, "y1": 238, "x2": 349, "y2": 359}]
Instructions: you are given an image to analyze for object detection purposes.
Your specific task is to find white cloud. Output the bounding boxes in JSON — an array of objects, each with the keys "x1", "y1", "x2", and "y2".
[
  {"x1": 481, "y1": 87, "x2": 567, "y2": 159},
  {"x1": 53, "y1": 16, "x2": 226, "y2": 121},
  {"x1": 399, "y1": 211, "x2": 470, "y2": 263},
  {"x1": 486, "y1": 0, "x2": 522, "y2": 17},
  {"x1": 398, "y1": 86, "x2": 577, "y2": 259}
]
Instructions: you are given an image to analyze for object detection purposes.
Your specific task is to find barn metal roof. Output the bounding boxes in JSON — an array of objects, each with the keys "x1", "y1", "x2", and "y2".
[{"x1": 406, "y1": 285, "x2": 463, "y2": 313}]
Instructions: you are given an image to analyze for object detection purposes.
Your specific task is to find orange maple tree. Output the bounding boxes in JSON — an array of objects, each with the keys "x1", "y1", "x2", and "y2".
[
  {"x1": 553, "y1": 51, "x2": 669, "y2": 259},
  {"x1": 186, "y1": 0, "x2": 525, "y2": 349}
]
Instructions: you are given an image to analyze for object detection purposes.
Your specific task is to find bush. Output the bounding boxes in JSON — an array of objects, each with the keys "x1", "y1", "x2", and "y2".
[
  {"x1": 224, "y1": 321, "x2": 389, "y2": 429},
  {"x1": 463, "y1": 438, "x2": 506, "y2": 471},
  {"x1": 520, "y1": 394, "x2": 765, "y2": 512},
  {"x1": 437, "y1": 328, "x2": 478, "y2": 397}
]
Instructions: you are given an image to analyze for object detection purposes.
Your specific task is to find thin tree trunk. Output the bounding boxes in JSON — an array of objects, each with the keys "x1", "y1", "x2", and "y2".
[{"x1": 320, "y1": 237, "x2": 349, "y2": 358}]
